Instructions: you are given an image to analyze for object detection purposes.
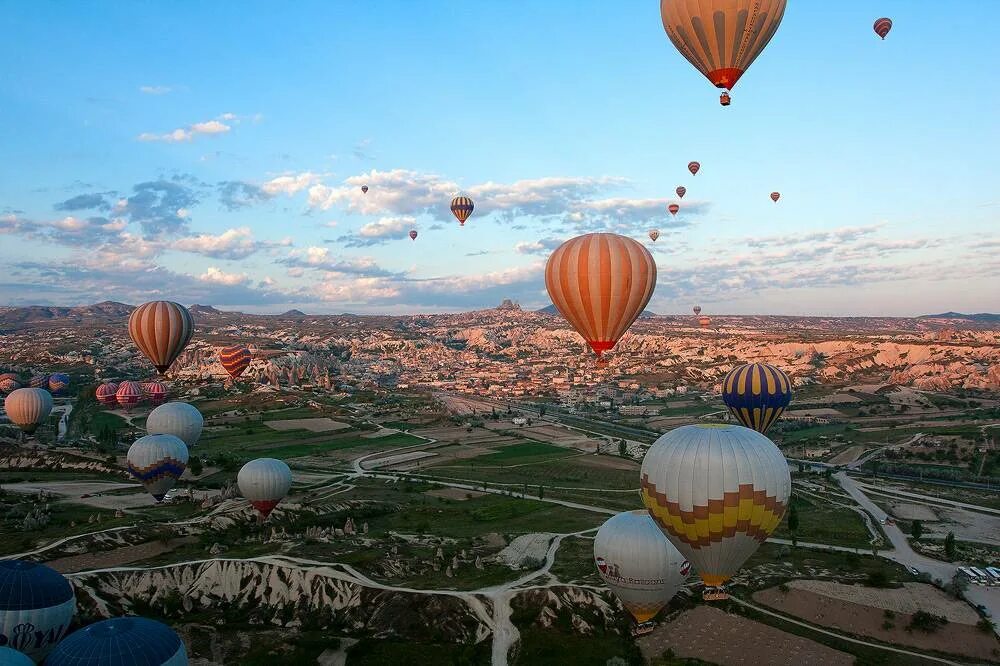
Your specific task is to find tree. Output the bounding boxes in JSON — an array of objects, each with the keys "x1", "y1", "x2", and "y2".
[
  {"x1": 538, "y1": 485, "x2": 544, "y2": 500},
  {"x1": 618, "y1": 440, "x2": 628, "y2": 458},
  {"x1": 944, "y1": 531, "x2": 956, "y2": 559},
  {"x1": 911, "y1": 520, "x2": 923, "y2": 540},
  {"x1": 539, "y1": 405, "x2": 546, "y2": 417},
  {"x1": 188, "y1": 456, "x2": 203, "y2": 476},
  {"x1": 787, "y1": 502, "x2": 800, "y2": 535}
]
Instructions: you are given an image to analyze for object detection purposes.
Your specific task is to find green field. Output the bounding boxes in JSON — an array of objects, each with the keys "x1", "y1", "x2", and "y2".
[
  {"x1": 422, "y1": 458, "x2": 638, "y2": 491},
  {"x1": 772, "y1": 493, "x2": 875, "y2": 549},
  {"x1": 349, "y1": 639, "x2": 489, "y2": 665},
  {"x1": 549, "y1": 535, "x2": 601, "y2": 585}
]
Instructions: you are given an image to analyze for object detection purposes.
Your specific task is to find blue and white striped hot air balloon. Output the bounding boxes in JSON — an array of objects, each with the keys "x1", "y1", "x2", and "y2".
[
  {"x1": 45, "y1": 616, "x2": 188, "y2": 666},
  {"x1": 0, "y1": 560, "x2": 75, "y2": 662},
  {"x1": 126, "y1": 434, "x2": 189, "y2": 502},
  {"x1": 47, "y1": 373, "x2": 71, "y2": 396}
]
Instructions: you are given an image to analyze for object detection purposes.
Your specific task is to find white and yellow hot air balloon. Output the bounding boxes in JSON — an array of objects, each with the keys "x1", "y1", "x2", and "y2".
[
  {"x1": 126, "y1": 434, "x2": 189, "y2": 502},
  {"x1": 640, "y1": 424, "x2": 790, "y2": 597},
  {"x1": 146, "y1": 402, "x2": 204, "y2": 448},
  {"x1": 4, "y1": 388, "x2": 53, "y2": 435},
  {"x1": 594, "y1": 510, "x2": 689, "y2": 624}
]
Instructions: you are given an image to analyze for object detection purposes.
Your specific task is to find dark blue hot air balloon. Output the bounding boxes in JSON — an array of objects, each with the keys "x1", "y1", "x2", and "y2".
[
  {"x1": 0, "y1": 560, "x2": 75, "y2": 662},
  {"x1": 47, "y1": 373, "x2": 71, "y2": 396},
  {"x1": 0, "y1": 646, "x2": 34, "y2": 665},
  {"x1": 721, "y1": 362, "x2": 792, "y2": 434},
  {"x1": 46, "y1": 616, "x2": 188, "y2": 666}
]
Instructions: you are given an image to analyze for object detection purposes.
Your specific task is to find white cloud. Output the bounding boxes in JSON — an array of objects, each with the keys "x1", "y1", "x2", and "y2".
[
  {"x1": 261, "y1": 172, "x2": 322, "y2": 196},
  {"x1": 172, "y1": 227, "x2": 259, "y2": 259},
  {"x1": 139, "y1": 85, "x2": 172, "y2": 95},
  {"x1": 199, "y1": 266, "x2": 250, "y2": 286},
  {"x1": 137, "y1": 114, "x2": 234, "y2": 142}
]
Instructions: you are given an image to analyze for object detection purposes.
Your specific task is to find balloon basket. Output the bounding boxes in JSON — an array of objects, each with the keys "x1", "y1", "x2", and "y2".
[
  {"x1": 720, "y1": 92, "x2": 731, "y2": 106},
  {"x1": 630, "y1": 621, "x2": 656, "y2": 637},
  {"x1": 703, "y1": 587, "x2": 729, "y2": 601}
]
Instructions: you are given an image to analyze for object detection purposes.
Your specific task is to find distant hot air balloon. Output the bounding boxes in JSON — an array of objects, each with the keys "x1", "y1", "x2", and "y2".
[
  {"x1": 219, "y1": 345, "x2": 252, "y2": 380},
  {"x1": 0, "y1": 373, "x2": 17, "y2": 382},
  {"x1": 675, "y1": 186, "x2": 686, "y2": 199},
  {"x1": 770, "y1": 192, "x2": 780, "y2": 202},
  {"x1": 594, "y1": 510, "x2": 688, "y2": 624},
  {"x1": 409, "y1": 229, "x2": 418, "y2": 241},
  {"x1": 146, "y1": 402, "x2": 204, "y2": 448},
  {"x1": 29, "y1": 374, "x2": 49, "y2": 389},
  {"x1": 361, "y1": 185, "x2": 369, "y2": 194},
  {"x1": 95, "y1": 382, "x2": 119, "y2": 407},
  {"x1": 46, "y1": 617, "x2": 187, "y2": 666},
  {"x1": 698, "y1": 315, "x2": 712, "y2": 328},
  {"x1": 0, "y1": 378, "x2": 20, "y2": 394},
  {"x1": 0, "y1": 560, "x2": 75, "y2": 661},
  {"x1": 142, "y1": 381, "x2": 167, "y2": 406},
  {"x1": 0, "y1": 647, "x2": 34, "y2": 666},
  {"x1": 47, "y1": 373, "x2": 70, "y2": 396},
  {"x1": 641, "y1": 424, "x2": 790, "y2": 595},
  {"x1": 4, "y1": 388, "x2": 53, "y2": 435},
  {"x1": 661, "y1": 0, "x2": 787, "y2": 105},
  {"x1": 693, "y1": 306, "x2": 702, "y2": 316},
  {"x1": 450, "y1": 196, "x2": 474, "y2": 226},
  {"x1": 544, "y1": 233, "x2": 656, "y2": 359},
  {"x1": 238, "y1": 458, "x2": 293, "y2": 519},
  {"x1": 648, "y1": 230, "x2": 660, "y2": 242},
  {"x1": 722, "y1": 362, "x2": 792, "y2": 434},
  {"x1": 667, "y1": 203, "x2": 680, "y2": 216},
  {"x1": 874, "y1": 17, "x2": 892, "y2": 39},
  {"x1": 127, "y1": 434, "x2": 189, "y2": 502},
  {"x1": 128, "y1": 301, "x2": 194, "y2": 375},
  {"x1": 115, "y1": 381, "x2": 143, "y2": 412},
  {"x1": 687, "y1": 161, "x2": 700, "y2": 176}
]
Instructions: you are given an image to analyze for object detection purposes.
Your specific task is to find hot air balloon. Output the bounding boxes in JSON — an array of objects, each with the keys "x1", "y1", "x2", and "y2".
[
  {"x1": 0, "y1": 647, "x2": 34, "y2": 665},
  {"x1": 115, "y1": 381, "x2": 143, "y2": 412},
  {"x1": 648, "y1": 230, "x2": 660, "y2": 242},
  {"x1": 127, "y1": 434, "x2": 189, "y2": 502},
  {"x1": 219, "y1": 345, "x2": 252, "y2": 380},
  {"x1": 675, "y1": 186, "x2": 686, "y2": 199},
  {"x1": 450, "y1": 196, "x2": 474, "y2": 226},
  {"x1": 47, "y1": 373, "x2": 70, "y2": 395},
  {"x1": 640, "y1": 424, "x2": 790, "y2": 596},
  {"x1": 544, "y1": 233, "x2": 656, "y2": 360},
  {"x1": 0, "y1": 373, "x2": 17, "y2": 382},
  {"x1": 0, "y1": 560, "x2": 75, "y2": 661},
  {"x1": 142, "y1": 381, "x2": 167, "y2": 406},
  {"x1": 770, "y1": 192, "x2": 780, "y2": 202},
  {"x1": 29, "y1": 374, "x2": 49, "y2": 389},
  {"x1": 238, "y1": 458, "x2": 293, "y2": 519},
  {"x1": 721, "y1": 362, "x2": 792, "y2": 434},
  {"x1": 693, "y1": 306, "x2": 702, "y2": 316},
  {"x1": 146, "y1": 402, "x2": 204, "y2": 448},
  {"x1": 698, "y1": 315, "x2": 712, "y2": 328},
  {"x1": 95, "y1": 382, "x2": 119, "y2": 407},
  {"x1": 45, "y1": 617, "x2": 188, "y2": 666},
  {"x1": 687, "y1": 161, "x2": 700, "y2": 176},
  {"x1": 594, "y1": 510, "x2": 689, "y2": 625},
  {"x1": 667, "y1": 203, "x2": 679, "y2": 216},
  {"x1": 4, "y1": 388, "x2": 53, "y2": 435},
  {"x1": 127, "y1": 301, "x2": 194, "y2": 375},
  {"x1": 409, "y1": 229, "x2": 418, "y2": 241},
  {"x1": 361, "y1": 184, "x2": 369, "y2": 194},
  {"x1": 0, "y1": 378, "x2": 20, "y2": 394},
  {"x1": 874, "y1": 17, "x2": 892, "y2": 39},
  {"x1": 661, "y1": 0, "x2": 787, "y2": 105}
]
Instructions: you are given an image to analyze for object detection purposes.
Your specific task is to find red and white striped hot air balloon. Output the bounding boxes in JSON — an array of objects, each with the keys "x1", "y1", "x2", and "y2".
[
  {"x1": 142, "y1": 381, "x2": 167, "y2": 406},
  {"x1": 675, "y1": 186, "x2": 686, "y2": 199},
  {"x1": 127, "y1": 301, "x2": 194, "y2": 375},
  {"x1": 874, "y1": 17, "x2": 892, "y2": 40},
  {"x1": 115, "y1": 381, "x2": 143, "y2": 411},
  {"x1": 687, "y1": 161, "x2": 700, "y2": 176},
  {"x1": 95, "y1": 382, "x2": 119, "y2": 407},
  {"x1": 0, "y1": 378, "x2": 20, "y2": 394},
  {"x1": 544, "y1": 233, "x2": 656, "y2": 360},
  {"x1": 219, "y1": 345, "x2": 252, "y2": 380},
  {"x1": 238, "y1": 458, "x2": 293, "y2": 519},
  {"x1": 668, "y1": 203, "x2": 680, "y2": 217},
  {"x1": 770, "y1": 192, "x2": 780, "y2": 202}
]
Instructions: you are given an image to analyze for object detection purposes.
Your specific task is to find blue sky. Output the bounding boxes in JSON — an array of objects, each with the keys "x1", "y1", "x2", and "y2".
[{"x1": 1, "y1": 1, "x2": 997, "y2": 315}]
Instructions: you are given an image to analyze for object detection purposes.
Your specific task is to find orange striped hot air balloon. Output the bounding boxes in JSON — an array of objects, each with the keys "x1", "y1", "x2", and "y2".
[
  {"x1": 770, "y1": 192, "x2": 780, "y2": 202},
  {"x1": 668, "y1": 203, "x2": 680, "y2": 216},
  {"x1": 450, "y1": 196, "x2": 474, "y2": 226},
  {"x1": 874, "y1": 17, "x2": 892, "y2": 40},
  {"x1": 128, "y1": 301, "x2": 194, "y2": 374},
  {"x1": 698, "y1": 315, "x2": 712, "y2": 328},
  {"x1": 219, "y1": 345, "x2": 252, "y2": 380},
  {"x1": 544, "y1": 233, "x2": 657, "y2": 359},
  {"x1": 687, "y1": 161, "x2": 700, "y2": 176},
  {"x1": 661, "y1": 0, "x2": 787, "y2": 106}
]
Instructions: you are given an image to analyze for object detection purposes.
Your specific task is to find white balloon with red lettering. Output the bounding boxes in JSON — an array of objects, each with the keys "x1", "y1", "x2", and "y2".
[{"x1": 238, "y1": 458, "x2": 292, "y2": 519}]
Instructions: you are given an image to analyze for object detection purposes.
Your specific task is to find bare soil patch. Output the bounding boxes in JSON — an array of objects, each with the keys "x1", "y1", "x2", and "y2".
[
  {"x1": 425, "y1": 487, "x2": 484, "y2": 501},
  {"x1": 265, "y1": 418, "x2": 350, "y2": 432},
  {"x1": 572, "y1": 454, "x2": 640, "y2": 472},
  {"x1": 754, "y1": 586, "x2": 998, "y2": 661},
  {"x1": 782, "y1": 580, "x2": 979, "y2": 623},
  {"x1": 45, "y1": 537, "x2": 197, "y2": 573},
  {"x1": 637, "y1": 605, "x2": 852, "y2": 665},
  {"x1": 885, "y1": 501, "x2": 939, "y2": 522},
  {"x1": 829, "y1": 445, "x2": 865, "y2": 465}
]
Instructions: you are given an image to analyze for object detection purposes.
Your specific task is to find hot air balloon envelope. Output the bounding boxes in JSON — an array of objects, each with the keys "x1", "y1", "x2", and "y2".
[
  {"x1": 219, "y1": 345, "x2": 252, "y2": 380},
  {"x1": 4, "y1": 388, "x2": 53, "y2": 434},
  {"x1": 0, "y1": 378, "x2": 20, "y2": 394},
  {"x1": 648, "y1": 230, "x2": 660, "y2": 242},
  {"x1": 693, "y1": 306, "x2": 702, "y2": 315},
  {"x1": 409, "y1": 230, "x2": 418, "y2": 240},
  {"x1": 128, "y1": 301, "x2": 194, "y2": 374},
  {"x1": 874, "y1": 17, "x2": 892, "y2": 39},
  {"x1": 0, "y1": 560, "x2": 75, "y2": 661},
  {"x1": 238, "y1": 458, "x2": 293, "y2": 518},
  {"x1": 0, "y1": 647, "x2": 34, "y2": 665},
  {"x1": 721, "y1": 362, "x2": 792, "y2": 434},
  {"x1": 675, "y1": 186, "x2": 686, "y2": 198},
  {"x1": 47, "y1": 373, "x2": 70, "y2": 395},
  {"x1": 687, "y1": 161, "x2": 700, "y2": 176},
  {"x1": 127, "y1": 434, "x2": 189, "y2": 502},
  {"x1": 770, "y1": 192, "x2": 780, "y2": 202},
  {"x1": 450, "y1": 196, "x2": 474, "y2": 226},
  {"x1": 146, "y1": 402, "x2": 204, "y2": 448},
  {"x1": 544, "y1": 233, "x2": 656, "y2": 359},
  {"x1": 96, "y1": 383, "x2": 119, "y2": 407},
  {"x1": 361, "y1": 185, "x2": 369, "y2": 193},
  {"x1": 116, "y1": 381, "x2": 143, "y2": 411},
  {"x1": 667, "y1": 204, "x2": 679, "y2": 216},
  {"x1": 641, "y1": 424, "x2": 790, "y2": 589},
  {"x1": 45, "y1": 617, "x2": 187, "y2": 666}
]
